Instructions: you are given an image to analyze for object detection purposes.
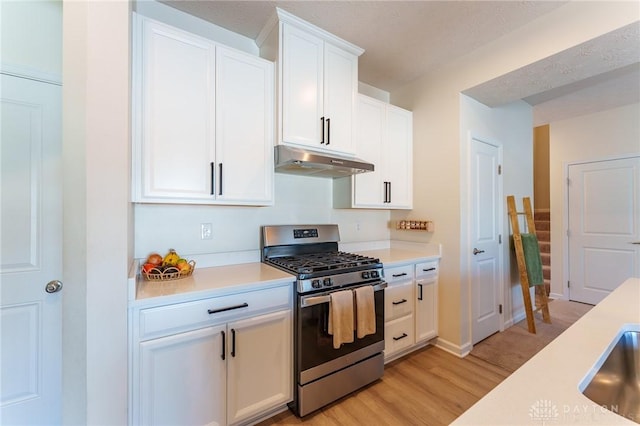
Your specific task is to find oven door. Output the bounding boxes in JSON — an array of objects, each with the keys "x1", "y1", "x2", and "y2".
[{"x1": 296, "y1": 281, "x2": 386, "y2": 385}]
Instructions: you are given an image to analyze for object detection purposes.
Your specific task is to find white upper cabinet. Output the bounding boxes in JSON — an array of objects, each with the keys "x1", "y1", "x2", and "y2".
[
  {"x1": 280, "y1": 25, "x2": 324, "y2": 148},
  {"x1": 334, "y1": 94, "x2": 413, "y2": 209},
  {"x1": 258, "y1": 8, "x2": 363, "y2": 156},
  {"x1": 132, "y1": 14, "x2": 274, "y2": 205},
  {"x1": 215, "y1": 46, "x2": 274, "y2": 204}
]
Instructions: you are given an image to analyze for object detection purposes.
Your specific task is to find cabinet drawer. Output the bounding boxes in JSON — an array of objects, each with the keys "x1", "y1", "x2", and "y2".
[
  {"x1": 384, "y1": 264, "x2": 413, "y2": 285},
  {"x1": 138, "y1": 285, "x2": 292, "y2": 340},
  {"x1": 415, "y1": 260, "x2": 438, "y2": 278},
  {"x1": 385, "y1": 282, "x2": 414, "y2": 321},
  {"x1": 385, "y1": 315, "x2": 415, "y2": 356}
]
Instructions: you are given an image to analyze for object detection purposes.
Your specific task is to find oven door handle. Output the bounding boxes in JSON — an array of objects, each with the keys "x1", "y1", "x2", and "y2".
[{"x1": 300, "y1": 281, "x2": 387, "y2": 308}]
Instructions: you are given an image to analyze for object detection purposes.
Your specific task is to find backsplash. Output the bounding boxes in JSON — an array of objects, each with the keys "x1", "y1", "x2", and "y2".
[{"x1": 134, "y1": 173, "x2": 391, "y2": 259}]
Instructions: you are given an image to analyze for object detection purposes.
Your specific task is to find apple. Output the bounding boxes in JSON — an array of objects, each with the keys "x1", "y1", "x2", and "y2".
[
  {"x1": 146, "y1": 253, "x2": 163, "y2": 266},
  {"x1": 142, "y1": 262, "x2": 156, "y2": 273}
]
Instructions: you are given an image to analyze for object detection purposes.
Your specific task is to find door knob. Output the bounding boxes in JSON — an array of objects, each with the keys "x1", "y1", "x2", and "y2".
[
  {"x1": 45, "y1": 280, "x2": 63, "y2": 293},
  {"x1": 473, "y1": 248, "x2": 485, "y2": 255}
]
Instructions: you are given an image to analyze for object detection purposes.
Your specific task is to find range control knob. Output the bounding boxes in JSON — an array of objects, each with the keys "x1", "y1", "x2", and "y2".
[
  {"x1": 323, "y1": 277, "x2": 333, "y2": 287},
  {"x1": 370, "y1": 270, "x2": 379, "y2": 278},
  {"x1": 311, "y1": 279, "x2": 322, "y2": 289},
  {"x1": 361, "y1": 271, "x2": 370, "y2": 279}
]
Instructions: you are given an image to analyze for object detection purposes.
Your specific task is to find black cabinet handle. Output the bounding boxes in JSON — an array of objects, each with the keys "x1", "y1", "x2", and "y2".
[
  {"x1": 208, "y1": 302, "x2": 248, "y2": 315},
  {"x1": 211, "y1": 162, "x2": 216, "y2": 195},
  {"x1": 392, "y1": 272, "x2": 407, "y2": 278},
  {"x1": 383, "y1": 182, "x2": 391, "y2": 203},
  {"x1": 423, "y1": 267, "x2": 436, "y2": 272},
  {"x1": 392, "y1": 298, "x2": 408, "y2": 305},
  {"x1": 221, "y1": 330, "x2": 226, "y2": 360},
  {"x1": 326, "y1": 118, "x2": 330, "y2": 145},
  {"x1": 231, "y1": 329, "x2": 236, "y2": 357},
  {"x1": 218, "y1": 163, "x2": 223, "y2": 196},
  {"x1": 320, "y1": 117, "x2": 325, "y2": 144},
  {"x1": 393, "y1": 333, "x2": 408, "y2": 341},
  {"x1": 418, "y1": 283, "x2": 423, "y2": 301}
]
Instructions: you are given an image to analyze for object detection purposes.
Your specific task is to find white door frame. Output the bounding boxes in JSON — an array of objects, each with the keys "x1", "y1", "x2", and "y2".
[
  {"x1": 464, "y1": 132, "x2": 505, "y2": 346},
  {"x1": 562, "y1": 153, "x2": 640, "y2": 300}
]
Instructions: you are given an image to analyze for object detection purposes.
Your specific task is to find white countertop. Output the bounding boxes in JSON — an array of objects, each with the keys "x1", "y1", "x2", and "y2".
[
  {"x1": 129, "y1": 261, "x2": 294, "y2": 308},
  {"x1": 453, "y1": 277, "x2": 640, "y2": 425},
  {"x1": 128, "y1": 244, "x2": 438, "y2": 308},
  {"x1": 356, "y1": 247, "x2": 439, "y2": 267}
]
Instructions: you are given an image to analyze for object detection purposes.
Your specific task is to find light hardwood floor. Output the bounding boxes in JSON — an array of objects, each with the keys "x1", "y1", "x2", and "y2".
[{"x1": 257, "y1": 346, "x2": 510, "y2": 426}]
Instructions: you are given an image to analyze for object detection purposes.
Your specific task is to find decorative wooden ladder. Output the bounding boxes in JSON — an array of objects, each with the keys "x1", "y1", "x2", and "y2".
[{"x1": 507, "y1": 196, "x2": 551, "y2": 333}]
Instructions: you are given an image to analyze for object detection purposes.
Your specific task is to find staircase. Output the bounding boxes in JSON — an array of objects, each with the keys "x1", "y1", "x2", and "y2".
[{"x1": 534, "y1": 211, "x2": 551, "y2": 296}]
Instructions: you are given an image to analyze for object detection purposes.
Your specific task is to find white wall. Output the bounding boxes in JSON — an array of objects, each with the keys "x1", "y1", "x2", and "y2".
[
  {"x1": 460, "y1": 97, "x2": 534, "y2": 332},
  {"x1": 391, "y1": 1, "x2": 636, "y2": 353},
  {"x1": 134, "y1": 174, "x2": 391, "y2": 261},
  {"x1": 549, "y1": 102, "x2": 640, "y2": 298},
  {"x1": 63, "y1": 1, "x2": 131, "y2": 424}
]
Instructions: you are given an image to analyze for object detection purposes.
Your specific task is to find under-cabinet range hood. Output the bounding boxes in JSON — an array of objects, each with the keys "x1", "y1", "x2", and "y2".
[{"x1": 274, "y1": 145, "x2": 374, "y2": 178}]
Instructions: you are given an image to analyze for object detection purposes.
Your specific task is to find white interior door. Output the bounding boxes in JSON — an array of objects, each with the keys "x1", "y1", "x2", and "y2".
[
  {"x1": 470, "y1": 138, "x2": 502, "y2": 344},
  {"x1": 568, "y1": 156, "x2": 640, "y2": 304},
  {"x1": 1, "y1": 73, "x2": 62, "y2": 424}
]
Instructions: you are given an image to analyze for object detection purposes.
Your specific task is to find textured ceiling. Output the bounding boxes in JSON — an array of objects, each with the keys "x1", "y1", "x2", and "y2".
[{"x1": 160, "y1": 0, "x2": 640, "y2": 125}]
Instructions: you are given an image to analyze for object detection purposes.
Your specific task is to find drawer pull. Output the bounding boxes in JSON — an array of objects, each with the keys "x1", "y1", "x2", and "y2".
[
  {"x1": 208, "y1": 302, "x2": 249, "y2": 315},
  {"x1": 422, "y1": 267, "x2": 436, "y2": 272},
  {"x1": 221, "y1": 330, "x2": 226, "y2": 360},
  {"x1": 393, "y1": 333, "x2": 408, "y2": 341},
  {"x1": 392, "y1": 299, "x2": 408, "y2": 305},
  {"x1": 392, "y1": 272, "x2": 408, "y2": 278}
]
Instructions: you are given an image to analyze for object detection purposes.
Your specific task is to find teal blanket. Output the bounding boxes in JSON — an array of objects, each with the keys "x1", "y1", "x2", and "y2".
[{"x1": 521, "y1": 233, "x2": 544, "y2": 287}]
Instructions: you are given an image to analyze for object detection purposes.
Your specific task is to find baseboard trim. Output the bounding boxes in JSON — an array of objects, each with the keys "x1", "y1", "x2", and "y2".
[{"x1": 434, "y1": 337, "x2": 472, "y2": 358}]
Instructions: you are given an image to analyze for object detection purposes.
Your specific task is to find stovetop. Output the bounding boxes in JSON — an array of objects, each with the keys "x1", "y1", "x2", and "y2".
[
  {"x1": 261, "y1": 224, "x2": 385, "y2": 293},
  {"x1": 266, "y1": 251, "x2": 380, "y2": 275}
]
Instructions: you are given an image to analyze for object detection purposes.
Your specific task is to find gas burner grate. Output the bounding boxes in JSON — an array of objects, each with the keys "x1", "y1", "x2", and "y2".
[{"x1": 267, "y1": 251, "x2": 380, "y2": 275}]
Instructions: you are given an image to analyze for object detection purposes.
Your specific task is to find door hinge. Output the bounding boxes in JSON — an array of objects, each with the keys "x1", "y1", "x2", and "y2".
[
  {"x1": 567, "y1": 281, "x2": 570, "y2": 288},
  {"x1": 567, "y1": 229, "x2": 570, "y2": 237},
  {"x1": 498, "y1": 234, "x2": 502, "y2": 244},
  {"x1": 499, "y1": 304, "x2": 503, "y2": 314},
  {"x1": 567, "y1": 177, "x2": 571, "y2": 186},
  {"x1": 498, "y1": 164, "x2": 502, "y2": 175}
]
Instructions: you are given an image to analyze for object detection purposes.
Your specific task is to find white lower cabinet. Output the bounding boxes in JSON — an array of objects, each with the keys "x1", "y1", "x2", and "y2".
[
  {"x1": 139, "y1": 325, "x2": 227, "y2": 426},
  {"x1": 131, "y1": 285, "x2": 293, "y2": 426},
  {"x1": 227, "y1": 311, "x2": 292, "y2": 425},
  {"x1": 415, "y1": 261, "x2": 439, "y2": 343},
  {"x1": 383, "y1": 259, "x2": 439, "y2": 362}
]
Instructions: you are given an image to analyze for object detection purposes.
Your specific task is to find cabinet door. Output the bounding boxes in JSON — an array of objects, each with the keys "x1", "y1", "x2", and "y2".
[
  {"x1": 323, "y1": 43, "x2": 357, "y2": 155},
  {"x1": 216, "y1": 46, "x2": 274, "y2": 205},
  {"x1": 415, "y1": 277, "x2": 438, "y2": 342},
  {"x1": 227, "y1": 310, "x2": 292, "y2": 425},
  {"x1": 353, "y1": 95, "x2": 385, "y2": 206},
  {"x1": 138, "y1": 325, "x2": 226, "y2": 426},
  {"x1": 385, "y1": 105, "x2": 413, "y2": 209},
  {"x1": 136, "y1": 17, "x2": 216, "y2": 201},
  {"x1": 281, "y1": 24, "x2": 324, "y2": 148}
]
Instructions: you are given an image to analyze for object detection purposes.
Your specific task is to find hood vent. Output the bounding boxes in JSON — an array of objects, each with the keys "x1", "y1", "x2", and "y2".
[{"x1": 274, "y1": 145, "x2": 374, "y2": 178}]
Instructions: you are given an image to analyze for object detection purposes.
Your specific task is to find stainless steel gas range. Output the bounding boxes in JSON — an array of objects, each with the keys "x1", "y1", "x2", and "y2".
[{"x1": 261, "y1": 224, "x2": 386, "y2": 417}]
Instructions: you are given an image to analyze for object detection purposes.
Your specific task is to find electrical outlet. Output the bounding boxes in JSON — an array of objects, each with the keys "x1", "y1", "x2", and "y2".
[
  {"x1": 356, "y1": 223, "x2": 361, "y2": 231},
  {"x1": 201, "y1": 223, "x2": 212, "y2": 240}
]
